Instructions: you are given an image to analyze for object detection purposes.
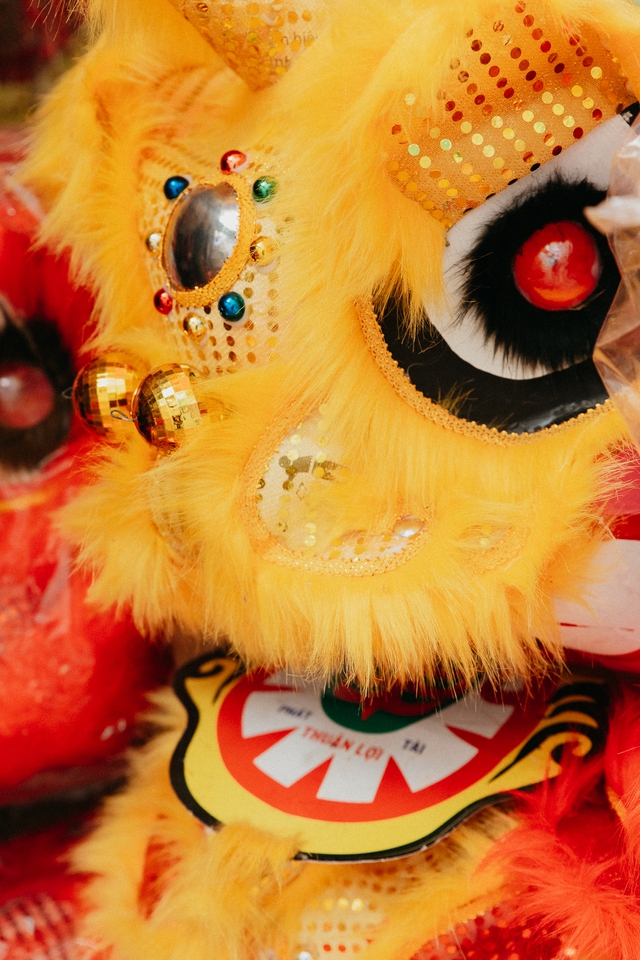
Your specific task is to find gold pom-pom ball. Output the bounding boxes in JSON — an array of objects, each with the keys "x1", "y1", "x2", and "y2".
[
  {"x1": 132, "y1": 363, "x2": 209, "y2": 451},
  {"x1": 72, "y1": 355, "x2": 143, "y2": 440}
]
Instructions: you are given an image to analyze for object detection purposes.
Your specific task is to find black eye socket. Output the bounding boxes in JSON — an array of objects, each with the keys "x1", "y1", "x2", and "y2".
[
  {"x1": 0, "y1": 308, "x2": 74, "y2": 471},
  {"x1": 460, "y1": 175, "x2": 619, "y2": 373},
  {"x1": 377, "y1": 295, "x2": 608, "y2": 434}
]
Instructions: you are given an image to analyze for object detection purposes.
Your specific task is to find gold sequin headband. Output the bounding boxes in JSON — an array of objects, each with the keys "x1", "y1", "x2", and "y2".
[{"x1": 387, "y1": 2, "x2": 633, "y2": 227}]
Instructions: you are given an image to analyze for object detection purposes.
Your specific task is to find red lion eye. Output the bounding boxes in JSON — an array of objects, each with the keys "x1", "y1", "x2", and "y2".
[
  {"x1": 512, "y1": 220, "x2": 602, "y2": 311},
  {"x1": 0, "y1": 362, "x2": 55, "y2": 429}
]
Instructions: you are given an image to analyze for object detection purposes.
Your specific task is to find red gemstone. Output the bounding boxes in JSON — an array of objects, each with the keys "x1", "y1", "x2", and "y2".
[
  {"x1": 0, "y1": 362, "x2": 55, "y2": 429},
  {"x1": 153, "y1": 289, "x2": 173, "y2": 314},
  {"x1": 513, "y1": 220, "x2": 601, "y2": 310},
  {"x1": 220, "y1": 150, "x2": 248, "y2": 173}
]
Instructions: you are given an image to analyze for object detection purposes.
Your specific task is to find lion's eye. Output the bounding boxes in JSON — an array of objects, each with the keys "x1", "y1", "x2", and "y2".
[
  {"x1": 377, "y1": 106, "x2": 638, "y2": 435},
  {"x1": 0, "y1": 311, "x2": 74, "y2": 471},
  {"x1": 512, "y1": 220, "x2": 602, "y2": 312},
  {"x1": 0, "y1": 363, "x2": 55, "y2": 430},
  {"x1": 458, "y1": 174, "x2": 618, "y2": 375}
]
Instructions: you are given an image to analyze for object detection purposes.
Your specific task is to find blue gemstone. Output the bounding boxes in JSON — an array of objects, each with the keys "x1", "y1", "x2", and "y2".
[
  {"x1": 218, "y1": 291, "x2": 245, "y2": 322},
  {"x1": 164, "y1": 176, "x2": 190, "y2": 200}
]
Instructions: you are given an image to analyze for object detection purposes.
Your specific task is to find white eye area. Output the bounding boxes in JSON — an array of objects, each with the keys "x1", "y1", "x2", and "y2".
[{"x1": 425, "y1": 112, "x2": 632, "y2": 380}]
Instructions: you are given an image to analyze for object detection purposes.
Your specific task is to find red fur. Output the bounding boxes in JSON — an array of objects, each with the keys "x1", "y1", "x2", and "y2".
[
  {"x1": 605, "y1": 683, "x2": 640, "y2": 866},
  {"x1": 0, "y1": 819, "x2": 88, "y2": 906},
  {"x1": 486, "y1": 687, "x2": 640, "y2": 960}
]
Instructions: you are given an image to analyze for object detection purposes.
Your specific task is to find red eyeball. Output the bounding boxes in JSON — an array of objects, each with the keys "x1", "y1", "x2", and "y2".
[
  {"x1": 0, "y1": 362, "x2": 55, "y2": 429},
  {"x1": 512, "y1": 220, "x2": 602, "y2": 311}
]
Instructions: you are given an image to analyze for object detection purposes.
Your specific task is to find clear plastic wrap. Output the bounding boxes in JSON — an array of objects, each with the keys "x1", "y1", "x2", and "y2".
[{"x1": 590, "y1": 117, "x2": 640, "y2": 452}]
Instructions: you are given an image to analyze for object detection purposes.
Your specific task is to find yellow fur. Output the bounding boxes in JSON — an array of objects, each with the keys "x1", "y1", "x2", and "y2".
[
  {"x1": 23, "y1": 0, "x2": 640, "y2": 689},
  {"x1": 72, "y1": 691, "x2": 515, "y2": 960}
]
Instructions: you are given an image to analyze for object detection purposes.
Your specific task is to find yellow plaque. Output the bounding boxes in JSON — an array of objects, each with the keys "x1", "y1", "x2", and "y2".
[{"x1": 170, "y1": 656, "x2": 607, "y2": 861}]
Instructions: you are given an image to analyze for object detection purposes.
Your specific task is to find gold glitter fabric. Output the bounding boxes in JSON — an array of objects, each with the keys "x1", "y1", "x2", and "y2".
[
  {"x1": 294, "y1": 875, "x2": 402, "y2": 957},
  {"x1": 72, "y1": 356, "x2": 145, "y2": 439},
  {"x1": 140, "y1": 140, "x2": 286, "y2": 378},
  {"x1": 165, "y1": 0, "x2": 324, "y2": 89},
  {"x1": 387, "y1": 1, "x2": 633, "y2": 227}
]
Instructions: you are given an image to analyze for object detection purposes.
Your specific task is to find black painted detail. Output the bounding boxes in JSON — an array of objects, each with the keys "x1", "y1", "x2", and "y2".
[
  {"x1": 377, "y1": 295, "x2": 608, "y2": 434},
  {"x1": 489, "y1": 678, "x2": 608, "y2": 781}
]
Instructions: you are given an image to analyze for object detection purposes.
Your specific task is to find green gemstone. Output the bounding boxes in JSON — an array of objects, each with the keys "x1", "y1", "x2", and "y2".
[{"x1": 252, "y1": 176, "x2": 278, "y2": 203}]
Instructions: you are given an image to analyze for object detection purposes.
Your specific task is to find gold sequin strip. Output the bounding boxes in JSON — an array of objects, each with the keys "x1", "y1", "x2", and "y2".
[{"x1": 387, "y1": 2, "x2": 632, "y2": 226}]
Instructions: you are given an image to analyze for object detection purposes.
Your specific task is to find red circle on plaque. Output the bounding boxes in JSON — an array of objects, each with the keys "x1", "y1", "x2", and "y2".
[{"x1": 216, "y1": 672, "x2": 549, "y2": 823}]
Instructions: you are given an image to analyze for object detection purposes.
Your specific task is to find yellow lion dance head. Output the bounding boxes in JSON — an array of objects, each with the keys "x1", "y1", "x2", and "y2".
[{"x1": 25, "y1": 0, "x2": 640, "y2": 689}]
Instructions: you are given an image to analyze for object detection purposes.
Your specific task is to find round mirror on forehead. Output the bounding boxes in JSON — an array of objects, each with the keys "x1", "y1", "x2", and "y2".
[{"x1": 163, "y1": 183, "x2": 240, "y2": 293}]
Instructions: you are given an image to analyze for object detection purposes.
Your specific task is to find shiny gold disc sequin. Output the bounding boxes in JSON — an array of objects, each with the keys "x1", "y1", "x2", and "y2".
[
  {"x1": 249, "y1": 235, "x2": 280, "y2": 265},
  {"x1": 183, "y1": 314, "x2": 210, "y2": 342},
  {"x1": 145, "y1": 232, "x2": 162, "y2": 253}
]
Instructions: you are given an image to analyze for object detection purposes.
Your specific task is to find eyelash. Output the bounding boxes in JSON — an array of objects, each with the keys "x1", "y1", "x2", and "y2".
[{"x1": 459, "y1": 174, "x2": 619, "y2": 373}]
